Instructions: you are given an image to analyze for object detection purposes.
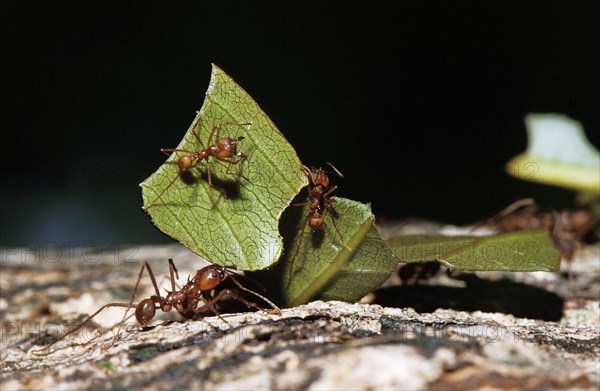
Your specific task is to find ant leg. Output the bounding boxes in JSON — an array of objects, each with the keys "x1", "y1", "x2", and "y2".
[
  {"x1": 216, "y1": 154, "x2": 247, "y2": 165},
  {"x1": 190, "y1": 129, "x2": 206, "y2": 151},
  {"x1": 322, "y1": 185, "x2": 337, "y2": 199},
  {"x1": 194, "y1": 289, "x2": 270, "y2": 317},
  {"x1": 203, "y1": 162, "x2": 227, "y2": 198},
  {"x1": 205, "y1": 161, "x2": 213, "y2": 187},
  {"x1": 167, "y1": 258, "x2": 180, "y2": 292},
  {"x1": 290, "y1": 189, "x2": 310, "y2": 207},
  {"x1": 226, "y1": 271, "x2": 268, "y2": 294},
  {"x1": 160, "y1": 148, "x2": 195, "y2": 157},
  {"x1": 216, "y1": 155, "x2": 250, "y2": 183},
  {"x1": 323, "y1": 198, "x2": 351, "y2": 251},
  {"x1": 469, "y1": 197, "x2": 537, "y2": 232},
  {"x1": 143, "y1": 158, "x2": 201, "y2": 211},
  {"x1": 228, "y1": 275, "x2": 281, "y2": 314},
  {"x1": 112, "y1": 261, "x2": 165, "y2": 346},
  {"x1": 200, "y1": 292, "x2": 233, "y2": 327},
  {"x1": 143, "y1": 175, "x2": 181, "y2": 210},
  {"x1": 286, "y1": 213, "x2": 311, "y2": 288},
  {"x1": 32, "y1": 302, "x2": 135, "y2": 354},
  {"x1": 221, "y1": 121, "x2": 252, "y2": 130},
  {"x1": 327, "y1": 207, "x2": 351, "y2": 251},
  {"x1": 189, "y1": 113, "x2": 207, "y2": 149},
  {"x1": 207, "y1": 124, "x2": 221, "y2": 146},
  {"x1": 218, "y1": 155, "x2": 247, "y2": 175}
]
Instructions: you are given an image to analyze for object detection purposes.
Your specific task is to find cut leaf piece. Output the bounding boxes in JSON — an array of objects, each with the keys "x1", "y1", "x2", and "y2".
[
  {"x1": 387, "y1": 229, "x2": 561, "y2": 272},
  {"x1": 506, "y1": 113, "x2": 600, "y2": 194},
  {"x1": 273, "y1": 197, "x2": 397, "y2": 307},
  {"x1": 140, "y1": 64, "x2": 306, "y2": 270}
]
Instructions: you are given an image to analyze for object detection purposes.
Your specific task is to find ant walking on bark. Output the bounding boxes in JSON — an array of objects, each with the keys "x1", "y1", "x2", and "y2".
[
  {"x1": 33, "y1": 259, "x2": 280, "y2": 354},
  {"x1": 143, "y1": 114, "x2": 249, "y2": 210},
  {"x1": 286, "y1": 163, "x2": 346, "y2": 287}
]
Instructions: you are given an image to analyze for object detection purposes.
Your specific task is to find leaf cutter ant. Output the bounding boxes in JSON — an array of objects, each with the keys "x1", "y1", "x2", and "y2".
[
  {"x1": 474, "y1": 198, "x2": 599, "y2": 260},
  {"x1": 33, "y1": 259, "x2": 280, "y2": 354},
  {"x1": 143, "y1": 114, "x2": 249, "y2": 210},
  {"x1": 286, "y1": 163, "x2": 347, "y2": 287}
]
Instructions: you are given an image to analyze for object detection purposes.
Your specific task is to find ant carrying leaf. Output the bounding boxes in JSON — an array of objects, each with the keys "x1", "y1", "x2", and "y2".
[
  {"x1": 33, "y1": 259, "x2": 280, "y2": 354},
  {"x1": 474, "y1": 198, "x2": 599, "y2": 260},
  {"x1": 286, "y1": 163, "x2": 348, "y2": 287}
]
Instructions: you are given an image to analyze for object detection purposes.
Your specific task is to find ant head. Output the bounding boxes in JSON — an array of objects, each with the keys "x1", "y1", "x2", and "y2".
[
  {"x1": 195, "y1": 265, "x2": 226, "y2": 291},
  {"x1": 302, "y1": 166, "x2": 330, "y2": 187},
  {"x1": 135, "y1": 298, "x2": 156, "y2": 326},
  {"x1": 178, "y1": 155, "x2": 194, "y2": 172},
  {"x1": 215, "y1": 137, "x2": 242, "y2": 158}
]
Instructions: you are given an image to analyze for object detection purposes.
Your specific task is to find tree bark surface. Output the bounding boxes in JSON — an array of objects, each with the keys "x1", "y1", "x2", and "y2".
[{"x1": 1, "y1": 243, "x2": 598, "y2": 390}]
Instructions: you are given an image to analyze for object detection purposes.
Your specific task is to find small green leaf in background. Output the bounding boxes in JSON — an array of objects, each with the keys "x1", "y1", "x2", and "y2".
[
  {"x1": 387, "y1": 229, "x2": 561, "y2": 272},
  {"x1": 140, "y1": 64, "x2": 306, "y2": 270},
  {"x1": 97, "y1": 360, "x2": 117, "y2": 372},
  {"x1": 506, "y1": 113, "x2": 600, "y2": 194},
  {"x1": 262, "y1": 197, "x2": 397, "y2": 307}
]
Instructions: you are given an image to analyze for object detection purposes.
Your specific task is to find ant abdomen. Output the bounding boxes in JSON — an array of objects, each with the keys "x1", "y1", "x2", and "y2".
[
  {"x1": 135, "y1": 298, "x2": 156, "y2": 326},
  {"x1": 309, "y1": 214, "x2": 325, "y2": 231},
  {"x1": 178, "y1": 155, "x2": 194, "y2": 171}
]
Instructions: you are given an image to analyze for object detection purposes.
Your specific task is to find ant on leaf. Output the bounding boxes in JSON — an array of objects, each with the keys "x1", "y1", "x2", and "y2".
[
  {"x1": 286, "y1": 163, "x2": 348, "y2": 287},
  {"x1": 33, "y1": 259, "x2": 280, "y2": 354},
  {"x1": 143, "y1": 114, "x2": 249, "y2": 210}
]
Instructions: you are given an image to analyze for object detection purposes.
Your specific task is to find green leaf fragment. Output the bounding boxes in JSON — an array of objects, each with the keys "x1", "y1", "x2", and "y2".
[
  {"x1": 278, "y1": 197, "x2": 397, "y2": 306},
  {"x1": 387, "y1": 229, "x2": 561, "y2": 272},
  {"x1": 140, "y1": 64, "x2": 306, "y2": 270},
  {"x1": 506, "y1": 113, "x2": 600, "y2": 193}
]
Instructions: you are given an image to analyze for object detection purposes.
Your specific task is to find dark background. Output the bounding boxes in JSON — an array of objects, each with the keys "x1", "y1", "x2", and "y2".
[{"x1": 3, "y1": 1, "x2": 599, "y2": 248}]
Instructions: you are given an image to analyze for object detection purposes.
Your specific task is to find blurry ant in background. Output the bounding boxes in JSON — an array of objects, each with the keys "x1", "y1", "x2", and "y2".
[
  {"x1": 396, "y1": 198, "x2": 599, "y2": 285},
  {"x1": 143, "y1": 114, "x2": 249, "y2": 210},
  {"x1": 33, "y1": 259, "x2": 280, "y2": 354},
  {"x1": 286, "y1": 163, "x2": 346, "y2": 286},
  {"x1": 475, "y1": 198, "x2": 599, "y2": 260}
]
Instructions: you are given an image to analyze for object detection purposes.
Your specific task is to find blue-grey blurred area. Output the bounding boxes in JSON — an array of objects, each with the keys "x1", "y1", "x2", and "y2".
[{"x1": 3, "y1": 1, "x2": 599, "y2": 248}]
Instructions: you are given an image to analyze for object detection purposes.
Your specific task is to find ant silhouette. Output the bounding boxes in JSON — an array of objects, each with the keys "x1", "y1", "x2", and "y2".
[
  {"x1": 33, "y1": 259, "x2": 280, "y2": 354},
  {"x1": 286, "y1": 163, "x2": 347, "y2": 287},
  {"x1": 143, "y1": 114, "x2": 249, "y2": 210}
]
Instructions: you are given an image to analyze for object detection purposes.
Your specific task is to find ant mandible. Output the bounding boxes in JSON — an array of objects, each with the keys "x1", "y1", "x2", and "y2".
[
  {"x1": 286, "y1": 163, "x2": 346, "y2": 286},
  {"x1": 143, "y1": 114, "x2": 248, "y2": 210},
  {"x1": 34, "y1": 259, "x2": 280, "y2": 353}
]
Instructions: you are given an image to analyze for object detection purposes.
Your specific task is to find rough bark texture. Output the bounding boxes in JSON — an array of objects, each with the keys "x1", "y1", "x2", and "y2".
[{"x1": 1, "y1": 241, "x2": 598, "y2": 390}]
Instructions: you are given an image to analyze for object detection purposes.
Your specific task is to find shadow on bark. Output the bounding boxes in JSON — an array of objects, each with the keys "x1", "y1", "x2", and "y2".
[{"x1": 370, "y1": 275, "x2": 564, "y2": 321}]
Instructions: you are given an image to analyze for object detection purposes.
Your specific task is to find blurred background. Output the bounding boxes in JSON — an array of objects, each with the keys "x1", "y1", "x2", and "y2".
[{"x1": 3, "y1": 1, "x2": 599, "y2": 248}]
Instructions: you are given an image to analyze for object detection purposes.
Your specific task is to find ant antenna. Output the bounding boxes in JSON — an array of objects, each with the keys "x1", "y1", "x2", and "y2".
[{"x1": 325, "y1": 162, "x2": 344, "y2": 178}]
